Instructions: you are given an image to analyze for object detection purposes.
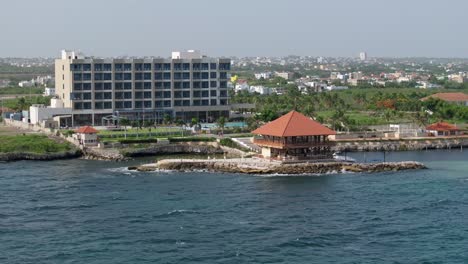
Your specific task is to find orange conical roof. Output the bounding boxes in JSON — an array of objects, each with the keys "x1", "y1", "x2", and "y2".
[
  {"x1": 75, "y1": 126, "x2": 99, "y2": 134},
  {"x1": 252, "y1": 110, "x2": 336, "y2": 137}
]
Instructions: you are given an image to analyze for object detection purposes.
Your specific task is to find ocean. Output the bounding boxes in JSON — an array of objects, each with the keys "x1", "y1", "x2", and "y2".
[{"x1": 1, "y1": 150, "x2": 467, "y2": 263}]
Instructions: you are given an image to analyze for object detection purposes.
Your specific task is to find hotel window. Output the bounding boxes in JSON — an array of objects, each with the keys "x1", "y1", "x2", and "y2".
[
  {"x1": 124, "y1": 82, "x2": 132, "y2": 90},
  {"x1": 115, "y1": 83, "x2": 124, "y2": 90},
  {"x1": 74, "y1": 83, "x2": 82, "y2": 90},
  {"x1": 183, "y1": 63, "x2": 190, "y2": 71},
  {"x1": 103, "y1": 73, "x2": 112, "y2": 80},
  {"x1": 103, "y1": 83, "x2": 112, "y2": 90},
  {"x1": 202, "y1": 81, "x2": 209, "y2": 88},
  {"x1": 163, "y1": 91, "x2": 171, "y2": 98},
  {"x1": 83, "y1": 93, "x2": 91, "y2": 100},
  {"x1": 193, "y1": 63, "x2": 200, "y2": 70},
  {"x1": 124, "y1": 101, "x2": 133, "y2": 108},
  {"x1": 193, "y1": 91, "x2": 201, "y2": 98},
  {"x1": 144, "y1": 101, "x2": 152, "y2": 108},
  {"x1": 144, "y1": 92, "x2": 152, "y2": 99},
  {"x1": 115, "y1": 101, "x2": 124, "y2": 109},
  {"x1": 144, "y1": 73, "x2": 151, "y2": 80},
  {"x1": 163, "y1": 63, "x2": 171, "y2": 71},
  {"x1": 174, "y1": 82, "x2": 182, "y2": 89},
  {"x1": 82, "y1": 64, "x2": 91, "y2": 71},
  {"x1": 220, "y1": 81, "x2": 227, "y2": 88},
  {"x1": 103, "y1": 92, "x2": 112, "y2": 99},
  {"x1": 193, "y1": 100, "x2": 200, "y2": 106},
  {"x1": 115, "y1": 92, "x2": 124, "y2": 99},
  {"x1": 219, "y1": 63, "x2": 231, "y2": 70},
  {"x1": 115, "y1": 73, "x2": 123, "y2": 80},
  {"x1": 174, "y1": 91, "x2": 182, "y2": 98},
  {"x1": 135, "y1": 73, "x2": 143, "y2": 80},
  {"x1": 174, "y1": 72, "x2": 182, "y2": 80},
  {"x1": 201, "y1": 100, "x2": 209, "y2": 106},
  {"x1": 210, "y1": 72, "x2": 217, "y2": 79},
  {"x1": 115, "y1": 64, "x2": 123, "y2": 71},
  {"x1": 83, "y1": 83, "x2": 92, "y2": 90},
  {"x1": 163, "y1": 72, "x2": 171, "y2": 80},
  {"x1": 155, "y1": 91, "x2": 162, "y2": 98},
  {"x1": 154, "y1": 63, "x2": 162, "y2": 71},
  {"x1": 174, "y1": 100, "x2": 182, "y2": 106},
  {"x1": 74, "y1": 102, "x2": 82, "y2": 109},
  {"x1": 201, "y1": 90, "x2": 209, "y2": 97},
  {"x1": 220, "y1": 72, "x2": 228, "y2": 79},
  {"x1": 95, "y1": 102, "x2": 103, "y2": 109},
  {"x1": 193, "y1": 82, "x2": 201, "y2": 89},
  {"x1": 104, "y1": 102, "x2": 112, "y2": 109},
  {"x1": 183, "y1": 100, "x2": 190, "y2": 106},
  {"x1": 210, "y1": 99, "x2": 217, "y2": 105},
  {"x1": 143, "y1": 63, "x2": 151, "y2": 71},
  {"x1": 103, "y1": 64, "x2": 112, "y2": 71},
  {"x1": 123, "y1": 63, "x2": 132, "y2": 71},
  {"x1": 94, "y1": 73, "x2": 103, "y2": 81},
  {"x1": 193, "y1": 72, "x2": 200, "y2": 80},
  {"x1": 73, "y1": 73, "x2": 82, "y2": 81},
  {"x1": 95, "y1": 83, "x2": 103, "y2": 90},
  {"x1": 144, "y1": 82, "x2": 152, "y2": 89},
  {"x1": 201, "y1": 63, "x2": 209, "y2": 70},
  {"x1": 135, "y1": 92, "x2": 143, "y2": 99},
  {"x1": 210, "y1": 63, "x2": 217, "y2": 70},
  {"x1": 220, "y1": 90, "x2": 227, "y2": 97},
  {"x1": 183, "y1": 82, "x2": 190, "y2": 89},
  {"x1": 182, "y1": 72, "x2": 190, "y2": 79},
  {"x1": 124, "y1": 73, "x2": 132, "y2": 80},
  {"x1": 83, "y1": 73, "x2": 91, "y2": 81},
  {"x1": 201, "y1": 72, "x2": 209, "y2": 79},
  {"x1": 183, "y1": 91, "x2": 190, "y2": 98},
  {"x1": 71, "y1": 64, "x2": 82, "y2": 71},
  {"x1": 163, "y1": 100, "x2": 171, "y2": 107},
  {"x1": 135, "y1": 82, "x2": 143, "y2": 89},
  {"x1": 220, "y1": 99, "x2": 228, "y2": 105},
  {"x1": 83, "y1": 102, "x2": 92, "y2": 109},
  {"x1": 174, "y1": 63, "x2": 182, "y2": 71},
  {"x1": 135, "y1": 101, "x2": 143, "y2": 109},
  {"x1": 163, "y1": 82, "x2": 171, "y2": 89},
  {"x1": 155, "y1": 82, "x2": 163, "y2": 89},
  {"x1": 95, "y1": 93, "x2": 103, "y2": 100},
  {"x1": 135, "y1": 63, "x2": 143, "y2": 71},
  {"x1": 124, "y1": 92, "x2": 132, "y2": 99},
  {"x1": 210, "y1": 90, "x2": 217, "y2": 96},
  {"x1": 155, "y1": 73, "x2": 163, "y2": 80},
  {"x1": 155, "y1": 101, "x2": 163, "y2": 108},
  {"x1": 94, "y1": 64, "x2": 103, "y2": 71}
]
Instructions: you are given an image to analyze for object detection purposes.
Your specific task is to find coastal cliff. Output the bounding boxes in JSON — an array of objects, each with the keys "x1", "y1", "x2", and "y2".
[
  {"x1": 0, "y1": 149, "x2": 82, "y2": 162},
  {"x1": 130, "y1": 158, "x2": 426, "y2": 175}
]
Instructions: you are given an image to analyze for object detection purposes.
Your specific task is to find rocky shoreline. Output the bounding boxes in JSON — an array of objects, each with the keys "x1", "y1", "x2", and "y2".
[{"x1": 129, "y1": 158, "x2": 426, "y2": 175}]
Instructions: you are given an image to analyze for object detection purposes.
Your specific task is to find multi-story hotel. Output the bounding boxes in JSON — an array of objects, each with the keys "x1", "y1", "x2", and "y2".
[{"x1": 55, "y1": 50, "x2": 232, "y2": 126}]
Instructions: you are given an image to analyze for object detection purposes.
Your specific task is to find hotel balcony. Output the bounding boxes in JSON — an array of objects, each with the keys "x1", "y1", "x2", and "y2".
[{"x1": 253, "y1": 138, "x2": 334, "y2": 149}]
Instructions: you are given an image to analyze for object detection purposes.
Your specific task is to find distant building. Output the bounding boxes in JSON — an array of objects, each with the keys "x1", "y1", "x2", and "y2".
[
  {"x1": 254, "y1": 72, "x2": 272, "y2": 80},
  {"x1": 448, "y1": 73, "x2": 466, "y2": 84},
  {"x1": 275, "y1": 72, "x2": 293, "y2": 80},
  {"x1": 325, "y1": 85, "x2": 349, "y2": 91},
  {"x1": 18, "y1": 81, "x2": 34, "y2": 87},
  {"x1": 74, "y1": 126, "x2": 99, "y2": 146},
  {"x1": 425, "y1": 122, "x2": 461, "y2": 137},
  {"x1": 250, "y1": 85, "x2": 271, "y2": 95},
  {"x1": 421, "y1": 93, "x2": 468, "y2": 106},
  {"x1": 359, "y1": 52, "x2": 367, "y2": 61},
  {"x1": 44, "y1": 87, "x2": 56, "y2": 96}
]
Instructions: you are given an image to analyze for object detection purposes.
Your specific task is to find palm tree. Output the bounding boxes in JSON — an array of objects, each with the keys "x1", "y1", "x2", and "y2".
[{"x1": 216, "y1": 116, "x2": 226, "y2": 136}]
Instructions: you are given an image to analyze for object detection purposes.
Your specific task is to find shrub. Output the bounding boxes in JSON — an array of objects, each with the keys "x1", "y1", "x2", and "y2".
[
  {"x1": 119, "y1": 138, "x2": 158, "y2": 144},
  {"x1": 168, "y1": 137, "x2": 216, "y2": 143}
]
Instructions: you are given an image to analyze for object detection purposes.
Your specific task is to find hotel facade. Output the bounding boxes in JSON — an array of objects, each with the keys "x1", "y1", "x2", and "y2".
[{"x1": 55, "y1": 50, "x2": 232, "y2": 126}]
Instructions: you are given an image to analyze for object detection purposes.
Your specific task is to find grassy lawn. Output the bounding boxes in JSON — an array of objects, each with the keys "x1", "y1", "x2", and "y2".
[
  {"x1": 98, "y1": 127, "x2": 183, "y2": 135},
  {"x1": 0, "y1": 134, "x2": 72, "y2": 154}
]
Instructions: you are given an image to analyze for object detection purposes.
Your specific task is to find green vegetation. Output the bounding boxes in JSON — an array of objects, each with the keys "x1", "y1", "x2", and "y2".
[
  {"x1": 0, "y1": 135, "x2": 72, "y2": 154},
  {"x1": 0, "y1": 86, "x2": 43, "y2": 95},
  {"x1": 168, "y1": 137, "x2": 216, "y2": 143},
  {"x1": 232, "y1": 87, "x2": 468, "y2": 131},
  {"x1": 2, "y1": 96, "x2": 51, "y2": 111}
]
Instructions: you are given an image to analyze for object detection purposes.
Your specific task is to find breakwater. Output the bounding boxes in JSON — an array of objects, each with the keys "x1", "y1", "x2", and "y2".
[
  {"x1": 130, "y1": 158, "x2": 426, "y2": 175},
  {"x1": 334, "y1": 137, "x2": 468, "y2": 152}
]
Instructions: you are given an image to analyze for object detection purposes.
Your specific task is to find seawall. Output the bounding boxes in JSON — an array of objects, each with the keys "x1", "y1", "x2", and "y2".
[
  {"x1": 334, "y1": 137, "x2": 468, "y2": 152},
  {"x1": 0, "y1": 150, "x2": 82, "y2": 162}
]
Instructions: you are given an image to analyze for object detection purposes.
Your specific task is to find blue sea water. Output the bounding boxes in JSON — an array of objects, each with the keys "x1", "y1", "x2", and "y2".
[{"x1": 1, "y1": 150, "x2": 468, "y2": 263}]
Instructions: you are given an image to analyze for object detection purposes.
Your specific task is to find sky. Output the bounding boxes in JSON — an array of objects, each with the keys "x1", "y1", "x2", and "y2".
[{"x1": 1, "y1": 0, "x2": 467, "y2": 58}]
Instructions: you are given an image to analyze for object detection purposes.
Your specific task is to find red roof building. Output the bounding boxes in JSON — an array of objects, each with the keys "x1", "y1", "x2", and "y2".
[
  {"x1": 425, "y1": 122, "x2": 461, "y2": 137},
  {"x1": 75, "y1": 126, "x2": 99, "y2": 134},
  {"x1": 252, "y1": 111, "x2": 336, "y2": 160},
  {"x1": 421, "y1": 93, "x2": 468, "y2": 106}
]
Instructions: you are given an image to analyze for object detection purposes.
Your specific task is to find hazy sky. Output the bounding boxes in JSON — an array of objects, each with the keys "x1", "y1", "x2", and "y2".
[{"x1": 1, "y1": 0, "x2": 467, "y2": 58}]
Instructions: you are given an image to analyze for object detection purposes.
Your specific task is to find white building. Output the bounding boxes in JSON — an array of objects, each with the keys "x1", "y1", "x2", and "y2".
[
  {"x1": 235, "y1": 82, "x2": 250, "y2": 92},
  {"x1": 325, "y1": 85, "x2": 349, "y2": 91},
  {"x1": 275, "y1": 72, "x2": 293, "y2": 80},
  {"x1": 18, "y1": 81, "x2": 34, "y2": 87},
  {"x1": 44, "y1": 87, "x2": 56, "y2": 96},
  {"x1": 359, "y1": 52, "x2": 367, "y2": 61},
  {"x1": 254, "y1": 72, "x2": 272, "y2": 80},
  {"x1": 29, "y1": 99, "x2": 72, "y2": 126},
  {"x1": 250, "y1": 85, "x2": 271, "y2": 95}
]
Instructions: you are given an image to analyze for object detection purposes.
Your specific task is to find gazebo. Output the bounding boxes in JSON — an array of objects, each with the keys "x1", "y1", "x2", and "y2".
[
  {"x1": 74, "y1": 126, "x2": 99, "y2": 146},
  {"x1": 252, "y1": 110, "x2": 336, "y2": 160}
]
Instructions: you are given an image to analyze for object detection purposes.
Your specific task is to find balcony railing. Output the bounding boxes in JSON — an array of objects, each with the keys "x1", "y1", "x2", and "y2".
[{"x1": 253, "y1": 138, "x2": 334, "y2": 149}]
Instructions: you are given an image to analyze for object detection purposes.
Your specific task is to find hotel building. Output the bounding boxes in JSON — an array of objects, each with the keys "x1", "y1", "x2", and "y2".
[{"x1": 55, "y1": 50, "x2": 232, "y2": 126}]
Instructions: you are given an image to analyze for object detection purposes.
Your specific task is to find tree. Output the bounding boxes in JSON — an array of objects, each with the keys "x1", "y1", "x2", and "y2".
[
  {"x1": 191, "y1": 117, "x2": 199, "y2": 127},
  {"x1": 119, "y1": 118, "x2": 130, "y2": 139},
  {"x1": 217, "y1": 116, "x2": 226, "y2": 136},
  {"x1": 163, "y1": 114, "x2": 173, "y2": 125}
]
